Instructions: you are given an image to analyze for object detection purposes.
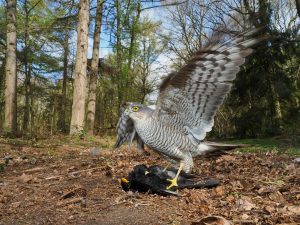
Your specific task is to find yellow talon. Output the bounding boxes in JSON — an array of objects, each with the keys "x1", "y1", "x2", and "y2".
[
  {"x1": 166, "y1": 178, "x2": 178, "y2": 190},
  {"x1": 166, "y1": 162, "x2": 184, "y2": 190}
]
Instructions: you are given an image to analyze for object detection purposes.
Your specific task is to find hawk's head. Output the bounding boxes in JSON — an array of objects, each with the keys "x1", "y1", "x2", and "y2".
[{"x1": 125, "y1": 104, "x2": 153, "y2": 122}]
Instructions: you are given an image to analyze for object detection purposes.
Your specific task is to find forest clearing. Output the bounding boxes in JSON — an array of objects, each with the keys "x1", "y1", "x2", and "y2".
[
  {"x1": 0, "y1": 0, "x2": 300, "y2": 224},
  {"x1": 0, "y1": 136, "x2": 299, "y2": 224}
]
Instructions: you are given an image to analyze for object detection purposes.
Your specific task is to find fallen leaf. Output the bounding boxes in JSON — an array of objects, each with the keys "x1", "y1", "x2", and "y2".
[
  {"x1": 216, "y1": 155, "x2": 236, "y2": 163},
  {"x1": 278, "y1": 205, "x2": 300, "y2": 215},
  {"x1": 230, "y1": 180, "x2": 244, "y2": 190},
  {"x1": 11, "y1": 201, "x2": 21, "y2": 208},
  {"x1": 236, "y1": 197, "x2": 256, "y2": 211},
  {"x1": 89, "y1": 147, "x2": 101, "y2": 156},
  {"x1": 269, "y1": 191, "x2": 285, "y2": 203},
  {"x1": 192, "y1": 216, "x2": 232, "y2": 225},
  {"x1": 213, "y1": 186, "x2": 225, "y2": 197},
  {"x1": 257, "y1": 186, "x2": 275, "y2": 195},
  {"x1": 241, "y1": 213, "x2": 250, "y2": 220},
  {"x1": 17, "y1": 173, "x2": 33, "y2": 183},
  {"x1": 62, "y1": 187, "x2": 87, "y2": 199},
  {"x1": 198, "y1": 205, "x2": 210, "y2": 214},
  {"x1": 225, "y1": 195, "x2": 235, "y2": 203},
  {"x1": 264, "y1": 205, "x2": 276, "y2": 213}
]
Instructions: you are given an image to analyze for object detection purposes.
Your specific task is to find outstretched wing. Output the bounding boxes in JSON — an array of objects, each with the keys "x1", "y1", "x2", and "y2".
[{"x1": 153, "y1": 28, "x2": 268, "y2": 144}]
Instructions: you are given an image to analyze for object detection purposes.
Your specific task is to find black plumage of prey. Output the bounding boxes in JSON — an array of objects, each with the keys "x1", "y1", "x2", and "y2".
[
  {"x1": 120, "y1": 165, "x2": 219, "y2": 196},
  {"x1": 118, "y1": 28, "x2": 269, "y2": 190}
]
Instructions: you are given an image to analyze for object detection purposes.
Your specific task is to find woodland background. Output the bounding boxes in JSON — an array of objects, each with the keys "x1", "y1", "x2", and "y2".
[
  {"x1": 0, "y1": 1, "x2": 300, "y2": 224},
  {"x1": 0, "y1": 0, "x2": 299, "y2": 140}
]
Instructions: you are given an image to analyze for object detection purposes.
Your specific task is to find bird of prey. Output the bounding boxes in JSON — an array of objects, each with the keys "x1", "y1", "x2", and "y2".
[
  {"x1": 117, "y1": 28, "x2": 268, "y2": 189},
  {"x1": 121, "y1": 165, "x2": 219, "y2": 196}
]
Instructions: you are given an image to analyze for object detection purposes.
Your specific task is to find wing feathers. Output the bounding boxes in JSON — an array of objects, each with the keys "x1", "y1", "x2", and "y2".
[{"x1": 154, "y1": 28, "x2": 268, "y2": 143}]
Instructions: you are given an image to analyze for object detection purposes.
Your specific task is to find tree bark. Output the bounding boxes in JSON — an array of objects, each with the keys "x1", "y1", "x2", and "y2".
[
  {"x1": 116, "y1": 0, "x2": 122, "y2": 108},
  {"x1": 22, "y1": 0, "x2": 30, "y2": 133},
  {"x1": 4, "y1": 0, "x2": 17, "y2": 135},
  {"x1": 296, "y1": 0, "x2": 300, "y2": 18},
  {"x1": 70, "y1": 0, "x2": 90, "y2": 135},
  {"x1": 87, "y1": 0, "x2": 103, "y2": 135},
  {"x1": 58, "y1": 20, "x2": 70, "y2": 133}
]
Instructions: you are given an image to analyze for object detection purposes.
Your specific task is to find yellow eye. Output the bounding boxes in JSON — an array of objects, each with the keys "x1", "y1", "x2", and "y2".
[{"x1": 132, "y1": 106, "x2": 139, "y2": 112}]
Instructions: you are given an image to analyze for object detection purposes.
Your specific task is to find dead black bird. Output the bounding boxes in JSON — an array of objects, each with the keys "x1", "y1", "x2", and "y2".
[
  {"x1": 120, "y1": 165, "x2": 219, "y2": 196},
  {"x1": 121, "y1": 165, "x2": 178, "y2": 196}
]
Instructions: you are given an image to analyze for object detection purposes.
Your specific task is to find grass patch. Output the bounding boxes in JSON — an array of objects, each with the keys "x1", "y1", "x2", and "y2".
[{"x1": 226, "y1": 138, "x2": 300, "y2": 156}]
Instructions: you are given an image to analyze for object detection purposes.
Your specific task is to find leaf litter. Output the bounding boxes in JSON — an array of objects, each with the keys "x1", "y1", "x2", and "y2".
[{"x1": 0, "y1": 138, "x2": 299, "y2": 224}]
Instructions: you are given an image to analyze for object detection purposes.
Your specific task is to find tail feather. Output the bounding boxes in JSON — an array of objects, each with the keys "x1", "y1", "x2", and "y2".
[{"x1": 194, "y1": 141, "x2": 249, "y2": 156}]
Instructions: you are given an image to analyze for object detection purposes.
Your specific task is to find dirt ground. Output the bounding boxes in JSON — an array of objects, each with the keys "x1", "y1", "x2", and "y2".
[{"x1": 0, "y1": 137, "x2": 299, "y2": 225}]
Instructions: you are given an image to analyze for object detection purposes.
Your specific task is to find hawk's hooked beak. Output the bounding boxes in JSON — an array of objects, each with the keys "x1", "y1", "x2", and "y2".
[{"x1": 124, "y1": 108, "x2": 131, "y2": 116}]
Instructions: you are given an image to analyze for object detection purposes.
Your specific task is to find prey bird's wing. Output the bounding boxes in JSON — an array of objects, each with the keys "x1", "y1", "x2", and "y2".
[
  {"x1": 115, "y1": 103, "x2": 138, "y2": 149},
  {"x1": 153, "y1": 28, "x2": 269, "y2": 144},
  {"x1": 115, "y1": 104, "x2": 132, "y2": 148}
]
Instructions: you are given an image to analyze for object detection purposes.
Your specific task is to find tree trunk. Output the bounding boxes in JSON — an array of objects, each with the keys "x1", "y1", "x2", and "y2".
[
  {"x1": 58, "y1": 22, "x2": 70, "y2": 133},
  {"x1": 296, "y1": 0, "x2": 300, "y2": 18},
  {"x1": 70, "y1": 0, "x2": 90, "y2": 135},
  {"x1": 87, "y1": 0, "x2": 103, "y2": 135},
  {"x1": 3, "y1": 0, "x2": 17, "y2": 135},
  {"x1": 22, "y1": 1, "x2": 30, "y2": 133},
  {"x1": 116, "y1": 0, "x2": 122, "y2": 108},
  {"x1": 0, "y1": 63, "x2": 5, "y2": 128}
]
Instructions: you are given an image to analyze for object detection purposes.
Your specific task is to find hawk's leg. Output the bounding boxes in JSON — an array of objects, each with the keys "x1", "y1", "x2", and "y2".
[
  {"x1": 163, "y1": 163, "x2": 171, "y2": 172},
  {"x1": 166, "y1": 162, "x2": 184, "y2": 190}
]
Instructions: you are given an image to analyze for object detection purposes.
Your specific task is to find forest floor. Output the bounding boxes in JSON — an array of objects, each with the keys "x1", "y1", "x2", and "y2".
[{"x1": 0, "y1": 136, "x2": 299, "y2": 225}]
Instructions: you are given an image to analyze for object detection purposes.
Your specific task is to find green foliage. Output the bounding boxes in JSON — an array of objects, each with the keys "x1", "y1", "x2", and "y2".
[
  {"x1": 214, "y1": 28, "x2": 300, "y2": 138},
  {"x1": 0, "y1": 0, "x2": 299, "y2": 140},
  {"x1": 95, "y1": 3, "x2": 167, "y2": 129},
  {"x1": 226, "y1": 138, "x2": 300, "y2": 156}
]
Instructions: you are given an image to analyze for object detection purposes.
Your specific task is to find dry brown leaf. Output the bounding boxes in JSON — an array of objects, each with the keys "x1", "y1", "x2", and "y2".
[
  {"x1": 236, "y1": 197, "x2": 256, "y2": 211},
  {"x1": 192, "y1": 216, "x2": 232, "y2": 225},
  {"x1": 278, "y1": 206, "x2": 300, "y2": 215},
  {"x1": 257, "y1": 186, "x2": 274, "y2": 195},
  {"x1": 241, "y1": 213, "x2": 250, "y2": 220},
  {"x1": 230, "y1": 180, "x2": 244, "y2": 190},
  {"x1": 269, "y1": 191, "x2": 285, "y2": 203},
  {"x1": 277, "y1": 224, "x2": 299, "y2": 225},
  {"x1": 225, "y1": 195, "x2": 235, "y2": 203},
  {"x1": 11, "y1": 201, "x2": 21, "y2": 208},
  {"x1": 57, "y1": 197, "x2": 83, "y2": 206},
  {"x1": 17, "y1": 173, "x2": 33, "y2": 183},
  {"x1": 213, "y1": 186, "x2": 225, "y2": 197},
  {"x1": 216, "y1": 155, "x2": 236, "y2": 163},
  {"x1": 61, "y1": 187, "x2": 87, "y2": 199},
  {"x1": 264, "y1": 205, "x2": 276, "y2": 213},
  {"x1": 198, "y1": 205, "x2": 210, "y2": 214}
]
